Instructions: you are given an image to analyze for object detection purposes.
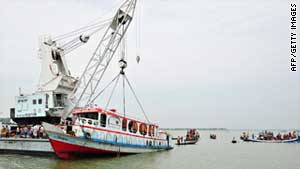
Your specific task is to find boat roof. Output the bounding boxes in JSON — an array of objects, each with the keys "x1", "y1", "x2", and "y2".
[{"x1": 73, "y1": 107, "x2": 158, "y2": 127}]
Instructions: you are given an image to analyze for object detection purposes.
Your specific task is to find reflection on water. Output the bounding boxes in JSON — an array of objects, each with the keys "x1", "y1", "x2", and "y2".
[{"x1": 0, "y1": 130, "x2": 299, "y2": 169}]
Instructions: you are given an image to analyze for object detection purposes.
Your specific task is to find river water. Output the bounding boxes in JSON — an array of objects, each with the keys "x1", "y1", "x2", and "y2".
[{"x1": 0, "y1": 130, "x2": 299, "y2": 169}]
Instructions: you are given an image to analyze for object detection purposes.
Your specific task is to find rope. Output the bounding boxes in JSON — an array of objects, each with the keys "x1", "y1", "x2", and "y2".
[
  {"x1": 53, "y1": 18, "x2": 113, "y2": 41},
  {"x1": 104, "y1": 74, "x2": 121, "y2": 112},
  {"x1": 124, "y1": 74, "x2": 150, "y2": 123},
  {"x1": 61, "y1": 24, "x2": 109, "y2": 54},
  {"x1": 89, "y1": 73, "x2": 121, "y2": 104},
  {"x1": 53, "y1": 0, "x2": 124, "y2": 41},
  {"x1": 135, "y1": 0, "x2": 141, "y2": 57},
  {"x1": 122, "y1": 74, "x2": 126, "y2": 117}
]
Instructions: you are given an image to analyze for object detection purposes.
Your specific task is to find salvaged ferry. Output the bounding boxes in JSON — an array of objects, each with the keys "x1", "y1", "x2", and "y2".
[{"x1": 43, "y1": 108, "x2": 172, "y2": 159}]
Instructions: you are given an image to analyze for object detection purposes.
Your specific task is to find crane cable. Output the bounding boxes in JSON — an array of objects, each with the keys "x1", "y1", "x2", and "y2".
[
  {"x1": 135, "y1": 0, "x2": 141, "y2": 63},
  {"x1": 62, "y1": 24, "x2": 110, "y2": 54},
  {"x1": 53, "y1": 0, "x2": 124, "y2": 42},
  {"x1": 103, "y1": 74, "x2": 121, "y2": 113},
  {"x1": 89, "y1": 71, "x2": 150, "y2": 124},
  {"x1": 124, "y1": 74, "x2": 150, "y2": 123},
  {"x1": 53, "y1": 18, "x2": 112, "y2": 42}
]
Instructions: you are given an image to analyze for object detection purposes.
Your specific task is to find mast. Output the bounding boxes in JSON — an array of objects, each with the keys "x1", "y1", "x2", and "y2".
[{"x1": 62, "y1": 0, "x2": 138, "y2": 120}]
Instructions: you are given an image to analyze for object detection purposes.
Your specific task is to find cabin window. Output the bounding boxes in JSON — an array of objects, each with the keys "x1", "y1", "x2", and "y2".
[
  {"x1": 148, "y1": 125, "x2": 155, "y2": 136},
  {"x1": 55, "y1": 94, "x2": 64, "y2": 107},
  {"x1": 88, "y1": 120, "x2": 92, "y2": 125},
  {"x1": 100, "y1": 114, "x2": 107, "y2": 127},
  {"x1": 33, "y1": 99, "x2": 37, "y2": 105},
  {"x1": 45, "y1": 94, "x2": 49, "y2": 108},
  {"x1": 139, "y1": 123, "x2": 147, "y2": 136},
  {"x1": 122, "y1": 119, "x2": 127, "y2": 131},
  {"x1": 108, "y1": 117, "x2": 119, "y2": 125},
  {"x1": 38, "y1": 99, "x2": 42, "y2": 104},
  {"x1": 81, "y1": 119, "x2": 86, "y2": 124},
  {"x1": 128, "y1": 121, "x2": 138, "y2": 133},
  {"x1": 78, "y1": 112, "x2": 98, "y2": 120}
]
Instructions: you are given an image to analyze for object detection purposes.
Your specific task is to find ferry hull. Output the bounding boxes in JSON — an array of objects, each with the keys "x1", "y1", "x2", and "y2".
[
  {"x1": 43, "y1": 122, "x2": 172, "y2": 159},
  {"x1": 49, "y1": 138, "x2": 132, "y2": 159}
]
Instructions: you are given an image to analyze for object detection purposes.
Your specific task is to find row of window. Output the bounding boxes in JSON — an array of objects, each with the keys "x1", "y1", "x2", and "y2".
[
  {"x1": 17, "y1": 99, "x2": 28, "y2": 103},
  {"x1": 32, "y1": 99, "x2": 43, "y2": 105},
  {"x1": 18, "y1": 99, "x2": 43, "y2": 104},
  {"x1": 78, "y1": 113, "x2": 156, "y2": 137}
]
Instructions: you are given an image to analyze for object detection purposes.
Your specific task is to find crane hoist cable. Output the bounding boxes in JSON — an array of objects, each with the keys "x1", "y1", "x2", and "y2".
[
  {"x1": 53, "y1": 0, "x2": 124, "y2": 42},
  {"x1": 53, "y1": 17, "x2": 113, "y2": 42}
]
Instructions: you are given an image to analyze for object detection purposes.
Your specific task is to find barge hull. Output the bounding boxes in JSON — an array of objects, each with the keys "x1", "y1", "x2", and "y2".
[{"x1": 0, "y1": 138, "x2": 54, "y2": 155}]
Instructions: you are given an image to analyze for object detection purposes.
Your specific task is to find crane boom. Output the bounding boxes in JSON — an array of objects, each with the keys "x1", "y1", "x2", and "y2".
[{"x1": 62, "y1": 0, "x2": 137, "y2": 120}]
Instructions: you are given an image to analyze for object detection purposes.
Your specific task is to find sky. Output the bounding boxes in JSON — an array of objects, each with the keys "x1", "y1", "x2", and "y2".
[{"x1": 0, "y1": 0, "x2": 299, "y2": 129}]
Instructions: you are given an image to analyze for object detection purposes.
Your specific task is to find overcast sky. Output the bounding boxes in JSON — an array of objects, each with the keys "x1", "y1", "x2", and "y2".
[{"x1": 0, "y1": 0, "x2": 299, "y2": 129}]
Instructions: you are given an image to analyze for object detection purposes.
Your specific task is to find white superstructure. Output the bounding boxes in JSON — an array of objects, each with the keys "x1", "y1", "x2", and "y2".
[{"x1": 11, "y1": 36, "x2": 78, "y2": 124}]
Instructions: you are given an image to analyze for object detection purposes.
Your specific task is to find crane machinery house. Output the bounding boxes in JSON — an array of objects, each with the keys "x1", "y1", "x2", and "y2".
[{"x1": 11, "y1": 36, "x2": 78, "y2": 125}]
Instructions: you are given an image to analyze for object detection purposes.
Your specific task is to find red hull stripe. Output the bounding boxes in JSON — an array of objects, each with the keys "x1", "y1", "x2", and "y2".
[
  {"x1": 49, "y1": 138, "x2": 134, "y2": 159},
  {"x1": 75, "y1": 124, "x2": 167, "y2": 141}
]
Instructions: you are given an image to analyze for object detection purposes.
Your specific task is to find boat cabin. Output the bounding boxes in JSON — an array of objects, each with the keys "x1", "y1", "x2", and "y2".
[{"x1": 71, "y1": 108, "x2": 163, "y2": 141}]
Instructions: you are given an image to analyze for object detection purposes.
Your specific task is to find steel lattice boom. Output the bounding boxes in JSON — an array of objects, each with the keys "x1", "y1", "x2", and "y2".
[{"x1": 62, "y1": 0, "x2": 137, "y2": 119}]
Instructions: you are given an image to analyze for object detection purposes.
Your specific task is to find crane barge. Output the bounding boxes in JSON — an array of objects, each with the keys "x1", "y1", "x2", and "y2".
[{"x1": 3, "y1": 0, "x2": 173, "y2": 158}]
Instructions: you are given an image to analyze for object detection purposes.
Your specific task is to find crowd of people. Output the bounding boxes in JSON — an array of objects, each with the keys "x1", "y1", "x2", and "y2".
[
  {"x1": 176, "y1": 129, "x2": 200, "y2": 144},
  {"x1": 186, "y1": 129, "x2": 200, "y2": 141},
  {"x1": 0, "y1": 124, "x2": 47, "y2": 139},
  {"x1": 240, "y1": 131, "x2": 300, "y2": 141},
  {"x1": 257, "y1": 131, "x2": 299, "y2": 141}
]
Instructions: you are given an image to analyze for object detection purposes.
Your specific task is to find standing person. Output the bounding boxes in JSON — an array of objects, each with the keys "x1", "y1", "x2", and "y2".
[
  {"x1": 6, "y1": 125, "x2": 10, "y2": 138},
  {"x1": 20, "y1": 127, "x2": 25, "y2": 138},
  {"x1": 16, "y1": 126, "x2": 20, "y2": 136},
  {"x1": 37, "y1": 126, "x2": 41, "y2": 138},
  {"x1": 166, "y1": 134, "x2": 170, "y2": 148},
  {"x1": 29, "y1": 127, "x2": 34, "y2": 138},
  {"x1": 1, "y1": 126, "x2": 7, "y2": 138},
  {"x1": 39, "y1": 126, "x2": 45, "y2": 138},
  {"x1": 33, "y1": 125, "x2": 39, "y2": 138},
  {"x1": 177, "y1": 136, "x2": 180, "y2": 145},
  {"x1": 24, "y1": 126, "x2": 28, "y2": 138}
]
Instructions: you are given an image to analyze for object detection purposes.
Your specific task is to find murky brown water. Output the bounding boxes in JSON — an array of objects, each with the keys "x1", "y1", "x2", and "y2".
[{"x1": 0, "y1": 130, "x2": 299, "y2": 169}]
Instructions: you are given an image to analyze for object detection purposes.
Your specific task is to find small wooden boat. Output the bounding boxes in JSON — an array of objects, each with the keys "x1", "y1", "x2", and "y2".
[
  {"x1": 241, "y1": 131, "x2": 300, "y2": 143},
  {"x1": 232, "y1": 137, "x2": 237, "y2": 144},
  {"x1": 210, "y1": 134, "x2": 216, "y2": 139},
  {"x1": 176, "y1": 138, "x2": 198, "y2": 145},
  {"x1": 244, "y1": 138, "x2": 300, "y2": 143},
  {"x1": 175, "y1": 129, "x2": 200, "y2": 145}
]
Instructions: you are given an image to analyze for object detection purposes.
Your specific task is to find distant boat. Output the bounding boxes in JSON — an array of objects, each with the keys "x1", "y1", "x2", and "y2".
[
  {"x1": 241, "y1": 131, "x2": 300, "y2": 143},
  {"x1": 232, "y1": 137, "x2": 237, "y2": 144},
  {"x1": 210, "y1": 134, "x2": 216, "y2": 139},
  {"x1": 244, "y1": 138, "x2": 300, "y2": 143},
  {"x1": 175, "y1": 129, "x2": 200, "y2": 145}
]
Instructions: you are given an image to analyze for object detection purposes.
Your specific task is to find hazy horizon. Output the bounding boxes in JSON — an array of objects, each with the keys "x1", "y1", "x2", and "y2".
[{"x1": 0, "y1": 0, "x2": 299, "y2": 129}]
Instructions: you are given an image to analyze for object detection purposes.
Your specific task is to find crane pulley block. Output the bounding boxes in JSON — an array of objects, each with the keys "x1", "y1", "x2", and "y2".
[{"x1": 111, "y1": 9, "x2": 132, "y2": 30}]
